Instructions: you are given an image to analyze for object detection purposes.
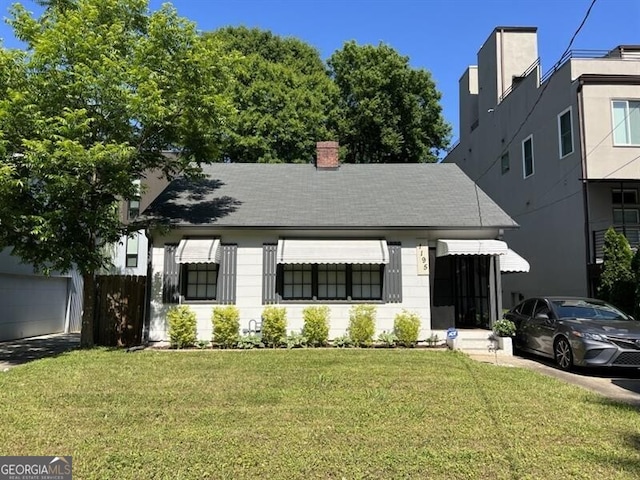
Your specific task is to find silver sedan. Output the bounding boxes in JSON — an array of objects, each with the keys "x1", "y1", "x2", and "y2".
[{"x1": 504, "y1": 297, "x2": 640, "y2": 371}]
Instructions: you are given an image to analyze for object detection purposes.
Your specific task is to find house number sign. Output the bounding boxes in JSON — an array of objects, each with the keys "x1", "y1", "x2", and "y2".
[{"x1": 416, "y1": 244, "x2": 429, "y2": 275}]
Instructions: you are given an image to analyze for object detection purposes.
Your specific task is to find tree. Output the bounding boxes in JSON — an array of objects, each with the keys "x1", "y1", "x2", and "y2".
[
  {"x1": 0, "y1": 0, "x2": 232, "y2": 346},
  {"x1": 328, "y1": 41, "x2": 451, "y2": 163},
  {"x1": 205, "y1": 27, "x2": 338, "y2": 163},
  {"x1": 598, "y1": 227, "x2": 635, "y2": 314}
]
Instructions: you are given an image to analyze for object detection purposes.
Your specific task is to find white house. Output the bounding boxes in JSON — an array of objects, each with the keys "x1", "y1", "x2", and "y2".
[{"x1": 141, "y1": 142, "x2": 528, "y2": 343}]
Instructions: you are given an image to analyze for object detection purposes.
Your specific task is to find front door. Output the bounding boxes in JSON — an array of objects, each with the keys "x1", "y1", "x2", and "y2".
[{"x1": 432, "y1": 255, "x2": 491, "y2": 329}]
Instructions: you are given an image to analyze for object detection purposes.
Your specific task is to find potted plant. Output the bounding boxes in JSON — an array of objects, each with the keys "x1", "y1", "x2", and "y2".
[{"x1": 489, "y1": 319, "x2": 516, "y2": 355}]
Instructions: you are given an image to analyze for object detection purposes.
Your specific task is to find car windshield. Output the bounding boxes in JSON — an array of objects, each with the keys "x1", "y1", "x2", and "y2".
[{"x1": 551, "y1": 300, "x2": 629, "y2": 321}]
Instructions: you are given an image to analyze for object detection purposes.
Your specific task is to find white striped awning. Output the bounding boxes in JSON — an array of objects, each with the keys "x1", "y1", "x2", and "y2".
[
  {"x1": 277, "y1": 239, "x2": 389, "y2": 264},
  {"x1": 500, "y1": 248, "x2": 530, "y2": 273},
  {"x1": 436, "y1": 239, "x2": 509, "y2": 257},
  {"x1": 175, "y1": 238, "x2": 220, "y2": 264}
]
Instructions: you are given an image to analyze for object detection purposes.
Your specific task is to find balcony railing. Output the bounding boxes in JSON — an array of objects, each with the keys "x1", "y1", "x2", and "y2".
[{"x1": 592, "y1": 225, "x2": 640, "y2": 261}]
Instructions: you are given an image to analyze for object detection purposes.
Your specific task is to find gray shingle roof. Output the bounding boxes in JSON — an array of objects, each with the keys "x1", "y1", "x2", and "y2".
[{"x1": 142, "y1": 163, "x2": 518, "y2": 229}]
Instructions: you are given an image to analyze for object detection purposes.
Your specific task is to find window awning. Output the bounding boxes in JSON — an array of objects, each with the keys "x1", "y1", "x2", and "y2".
[
  {"x1": 175, "y1": 238, "x2": 220, "y2": 264},
  {"x1": 436, "y1": 239, "x2": 509, "y2": 257},
  {"x1": 500, "y1": 248, "x2": 530, "y2": 273},
  {"x1": 277, "y1": 239, "x2": 389, "y2": 264}
]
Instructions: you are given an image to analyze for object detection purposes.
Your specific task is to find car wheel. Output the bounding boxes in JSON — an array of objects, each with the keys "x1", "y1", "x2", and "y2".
[{"x1": 554, "y1": 337, "x2": 573, "y2": 371}]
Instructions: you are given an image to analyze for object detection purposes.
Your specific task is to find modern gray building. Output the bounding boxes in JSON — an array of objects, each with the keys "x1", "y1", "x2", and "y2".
[{"x1": 444, "y1": 27, "x2": 640, "y2": 307}]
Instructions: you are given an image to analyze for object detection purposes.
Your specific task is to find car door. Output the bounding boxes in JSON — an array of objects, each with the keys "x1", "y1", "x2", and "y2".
[
  {"x1": 507, "y1": 299, "x2": 538, "y2": 350},
  {"x1": 528, "y1": 300, "x2": 555, "y2": 355}
]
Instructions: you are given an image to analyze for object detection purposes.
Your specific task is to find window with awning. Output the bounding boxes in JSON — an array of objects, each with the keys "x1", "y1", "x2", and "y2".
[
  {"x1": 175, "y1": 238, "x2": 220, "y2": 264},
  {"x1": 263, "y1": 240, "x2": 401, "y2": 303},
  {"x1": 276, "y1": 239, "x2": 389, "y2": 265},
  {"x1": 436, "y1": 239, "x2": 509, "y2": 257}
]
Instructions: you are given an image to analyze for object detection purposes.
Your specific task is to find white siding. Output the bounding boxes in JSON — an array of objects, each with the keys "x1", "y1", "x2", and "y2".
[{"x1": 149, "y1": 231, "x2": 497, "y2": 343}]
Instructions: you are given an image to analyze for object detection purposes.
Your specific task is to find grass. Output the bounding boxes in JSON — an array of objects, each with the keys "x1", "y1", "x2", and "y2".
[{"x1": 1, "y1": 348, "x2": 639, "y2": 479}]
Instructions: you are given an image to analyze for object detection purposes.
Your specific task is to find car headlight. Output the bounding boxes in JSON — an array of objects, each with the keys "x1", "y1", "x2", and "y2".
[{"x1": 572, "y1": 331, "x2": 608, "y2": 342}]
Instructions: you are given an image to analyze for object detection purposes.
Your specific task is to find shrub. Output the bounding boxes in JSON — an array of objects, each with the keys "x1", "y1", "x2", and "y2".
[
  {"x1": 493, "y1": 318, "x2": 516, "y2": 337},
  {"x1": 348, "y1": 305, "x2": 376, "y2": 347},
  {"x1": 212, "y1": 305, "x2": 240, "y2": 348},
  {"x1": 261, "y1": 306, "x2": 287, "y2": 347},
  {"x1": 332, "y1": 334, "x2": 353, "y2": 348},
  {"x1": 393, "y1": 310, "x2": 421, "y2": 347},
  {"x1": 302, "y1": 306, "x2": 330, "y2": 347},
  {"x1": 285, "y1": 331, "x2": 308, "y2": 349},
  {"x1": 426, "y1": 333, "x2": 440, "y2": 347},
  {"x1": 236, "y1": 334, "x2": 264, "y2": 350},
  {"x1": 377, "y1": 331, "x2": 398, "y2": 347},
  {"x1": 167, "y1": 305, "x2": 197, "y2": 349}
]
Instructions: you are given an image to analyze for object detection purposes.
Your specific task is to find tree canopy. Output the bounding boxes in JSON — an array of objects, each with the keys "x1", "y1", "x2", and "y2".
[
  {"x1": 328, "y1": 41, "x2": 450, "y2": 163},
  {"x1": 205, "y1": 26, "x2": 338, "y2": 163},
  {"x1": 0, "y1": 0, "x2": 232, "y2": 345}
]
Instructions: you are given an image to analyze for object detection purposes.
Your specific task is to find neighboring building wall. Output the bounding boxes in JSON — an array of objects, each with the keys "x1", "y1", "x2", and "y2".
[
  {"x1": 446, "y1": 29, "x2": 594, "y2": 304},
  {"x1": 580, "y1": 81, "x2": 640, "y2": 180},
  {"x1": 148, "y1": 229, "x2": 505, "y2": 342},
  {"x1": 107, "y1": 231, "x2": 148, "y2": 276}
]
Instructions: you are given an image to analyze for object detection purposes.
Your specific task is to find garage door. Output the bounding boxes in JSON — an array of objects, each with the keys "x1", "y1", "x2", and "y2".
[{"x1": 0, "y1": 274, "x2": 68, "y2": 341}]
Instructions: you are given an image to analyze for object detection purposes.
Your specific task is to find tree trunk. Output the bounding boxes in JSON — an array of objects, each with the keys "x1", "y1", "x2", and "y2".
[{"x1": 80, "y1": 272, "x2": 96, "y2": 348}]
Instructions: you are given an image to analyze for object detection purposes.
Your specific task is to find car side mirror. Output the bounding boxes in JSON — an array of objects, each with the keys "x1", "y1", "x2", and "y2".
[{"x1": 535, "y1": 312, "x2": 549, "y2": 320}]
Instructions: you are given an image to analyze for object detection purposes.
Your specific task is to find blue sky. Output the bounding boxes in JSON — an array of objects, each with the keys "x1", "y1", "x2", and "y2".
[{"x1": 1, "y1": 0, "x2": 639, "y2": 143}]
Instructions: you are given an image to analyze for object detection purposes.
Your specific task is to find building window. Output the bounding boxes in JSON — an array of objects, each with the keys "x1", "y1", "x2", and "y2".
[
  {"x1": 351, "y1": 265, "x2": 382, "y2": 300},
  {"x1": 557, "y1": 107, "x2": 574, "y2": 158},
  {"x1": 612, "y1": 189, "x2": 638, "y2": 205},
  {"x1": 501, "y1": 152, "x2": 510, "y2": 174},
  {"x1": 317, "y1": 264, "x2": 347, "y2": 300},
  {"x1": 184, "y1": 263, "x2": 218, "y2": 300},
  {"x1": 281, "y1": 264, "x2": 383, "y2": 301},
  {"x1": 283, "y1": 264, "x2": 312, "y2": 300},
  {"x1": 126, "y1": 234, "x2": 139, "y2": 268},
  {"x1": 613, "y1": 208, "x2": 640, "y2": 225},
  {"x1": 128, "y1": 179, "x2": 141, "y2": 219},
  {"x1": 612, "y1": 100, "x2": 640, "y2": 146},
  {"x1": 522, "y1": 135, "x2": 534, "y2": 178}
]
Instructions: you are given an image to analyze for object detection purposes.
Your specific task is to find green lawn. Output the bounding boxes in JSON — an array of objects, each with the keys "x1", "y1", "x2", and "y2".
[{"x1": 1, "y1": 349, "x2": 639, "y2": 479}]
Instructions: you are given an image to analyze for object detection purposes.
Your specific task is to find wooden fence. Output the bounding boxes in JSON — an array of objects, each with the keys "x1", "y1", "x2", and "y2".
[{"x1": 94, "y1": 275, "x2": 146, "y2": 347}]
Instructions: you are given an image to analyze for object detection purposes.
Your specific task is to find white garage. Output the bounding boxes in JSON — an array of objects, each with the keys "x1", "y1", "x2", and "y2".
[
  {"x1": 0, "y1": 249, "x2": 83, "y2": 342},
  {"x1": 0, "y1": 274, "x2": 69, "y2": 341}
]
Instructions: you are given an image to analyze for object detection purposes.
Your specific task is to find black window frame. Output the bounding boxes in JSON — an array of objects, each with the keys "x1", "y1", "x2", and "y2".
[
  {"x1": 279, "y1": 263, "x2": 384, "y2": 302},
  {"x1": 182, "y1": 263, "x2": 219, "y2": 301},
  {"x1": 522, "y1": 135, "x2": 534, "y2": 178},
  {"x1": 557, "y1": 107, "x2": 574, "y2": 158}
]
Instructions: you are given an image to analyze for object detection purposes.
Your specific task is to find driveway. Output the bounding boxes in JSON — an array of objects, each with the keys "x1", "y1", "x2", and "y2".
[
  {"x1": 470, "y1": 352, "x2": 640, "y2": 407},
  {"x1": 0, "y1": 333, "x2": 80, "y2": 370}
]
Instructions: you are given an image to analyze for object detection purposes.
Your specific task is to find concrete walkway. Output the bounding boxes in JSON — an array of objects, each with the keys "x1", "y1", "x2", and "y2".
[
  {"x1": 469, "y1": 352, "x2": 640, "y2": 408},
  {"x1": 0, "y1": 333, "x2": 80, "y2": 370}
]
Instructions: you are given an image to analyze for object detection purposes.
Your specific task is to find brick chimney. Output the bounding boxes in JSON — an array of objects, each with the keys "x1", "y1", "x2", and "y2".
[{"x1": 316, "y1": 141, "x2": 339, "y2": 169}]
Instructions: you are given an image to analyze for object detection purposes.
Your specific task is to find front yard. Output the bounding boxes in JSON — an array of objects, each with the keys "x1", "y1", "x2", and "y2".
[{"x1": 1, "y1": 348, "x2": 639, "y2": 479}]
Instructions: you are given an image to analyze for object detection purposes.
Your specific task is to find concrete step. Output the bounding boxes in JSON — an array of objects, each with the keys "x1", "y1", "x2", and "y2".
[{"x1": 447, "y1": 330, "x2": 512, "y2": 356}]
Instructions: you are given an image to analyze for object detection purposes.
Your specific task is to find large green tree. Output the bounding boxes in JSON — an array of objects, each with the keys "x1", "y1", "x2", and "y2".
[
  {"x1": 328, "y1": 41, "x2": 450, "y2": 163},
  {"x1": 0, "y1": 0, "x2": 231, "y2": 346},
  {"x1": 205, "y1": 27, "x2": 338, "y2": 163}
]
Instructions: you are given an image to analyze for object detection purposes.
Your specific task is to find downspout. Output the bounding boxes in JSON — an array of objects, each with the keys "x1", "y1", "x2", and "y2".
[
  {"x1": 577, "y1": 78, "x2": 592, "y2": 295},
  {"x1": 142, "y1": 230, "x2": 153, "y2": 345}
]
